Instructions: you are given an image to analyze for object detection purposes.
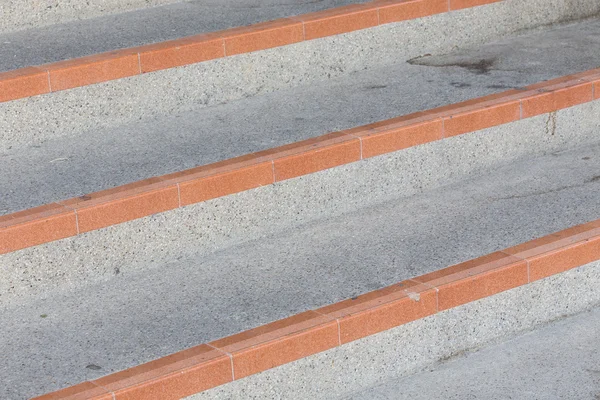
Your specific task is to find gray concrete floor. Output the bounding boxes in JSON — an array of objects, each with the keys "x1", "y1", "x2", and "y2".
[
  {"x1": 0, "y1": 0, "x2": 368, "y2": 73},
  {"x1": 2, "y1": 139, "x2": 599, "y2": 399},
  {"x1": 2, "y1": 17, "x2": 600, "y2": 216},
  {"x1": 346, "y1": 306, "x2": 600, "y2": 400}
]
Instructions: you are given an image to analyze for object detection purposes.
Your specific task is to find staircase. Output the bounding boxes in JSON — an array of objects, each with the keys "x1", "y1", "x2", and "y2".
[{"x1": 1, "y1": 0, "x2": 600, "y2": 399}]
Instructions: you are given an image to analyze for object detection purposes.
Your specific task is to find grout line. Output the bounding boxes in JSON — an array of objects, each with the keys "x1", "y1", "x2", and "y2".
[
  {"x1": 358, "y1": 136, "x2": 363, "y2": 160},
  {"x1": 448, "y1": 0, "x2": 451, "y2": 11},
  {"x1": 46, "y1": 70, "x2": 52, "y2": 92},
  {"x1": 57, "y1": 201, "x2": 80, "y2": 235},
  {"x1": 441, "y1": 118, "x2": 446, "y2": 138},
  {"x1": 301, "y1": 21, "x2": 306, "y2": 41},
  {"x1": 519, "y1": 100, "x2": 523, "y2": 119},
  {"x1": 74, "y1": 210, "x2": 80, "y2": 235},
  {"x1": 271, "y1": 160, "x2": 276, "y2": 183},
  {"x1": 137, "y1": 53, "x2": 142, "y2": 74},
  {"x1": 313, "y1": 309, "x2": 342, "y2": 346},
  {"x1": 209, "y1": 344, "x2": 235, "y2": 381},
  {"x1": 500, "y1": 250, "x2": 530, "y2": 283},
  {"x1": 176, "y1": 183, "x2": 182, "y2": 208},
  {"x1": 91, "y1": 381, "x2": 115, "y2": 399},
  {"x1": 376, "y1": 7, "x2": 381, "y2": 25},
  {"x1": 409, "y1": 279, "x2": 439, "y2": 312},
  {"x1": 222, "y1": 38, "x2": 227, "y2": 57},
  {"x1": 345, "y1": 132, "x2": 364, "y2": 160}
]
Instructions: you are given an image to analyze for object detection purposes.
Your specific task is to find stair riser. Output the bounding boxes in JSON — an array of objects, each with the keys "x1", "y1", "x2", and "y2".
[
  {"x1": 2, "y1": 99, "x2": 598, "y2": 304},
  {"x1": 2, "y1": 0, "x2": 599, "y2": 152}
]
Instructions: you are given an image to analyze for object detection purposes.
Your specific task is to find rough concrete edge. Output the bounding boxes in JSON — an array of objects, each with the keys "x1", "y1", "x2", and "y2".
[
  {"x1": 1, "y1": 0, "x2": 599, "y2": 150},
  {"x1": 190, "y1": 260, "x2": 600, "y2": 399},
  {"x1": 1, "y1": 93, "x2": 598, "y2": 305}
]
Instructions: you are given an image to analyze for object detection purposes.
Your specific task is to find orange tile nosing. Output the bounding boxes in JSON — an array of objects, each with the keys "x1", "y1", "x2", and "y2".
[
  {"x1": 0, "y1": 0, "x2": 509, "y2": 102},
  {"x1": 32, "y1": 218, "x2": 600, "y2": 399},
  {"x1": 1, "y1": 69, "x2": 598, "y2": 255}
]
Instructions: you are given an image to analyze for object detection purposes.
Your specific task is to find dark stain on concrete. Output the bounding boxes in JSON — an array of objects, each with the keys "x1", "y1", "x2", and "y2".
[
  {"x1": 487, "y1": 84, "x2": 513, "y2": 89},
  {"x1": 586, "y1": 175, "x2": 600, "y2": 183},
  {"x1": 365, "y1": 84, "x2": 388, "y2": 90},
  {"x1": 408, "y1": 55, "x2": 497, "y2": 75},
  {"x1": 451, "y1": 82, "x2": 471, "y2": 88}
]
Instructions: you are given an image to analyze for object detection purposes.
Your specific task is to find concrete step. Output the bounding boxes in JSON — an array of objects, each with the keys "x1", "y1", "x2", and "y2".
[
  {"x1": 345, "y1": 306, "x2": 600, "y2": 400},
  {"x1": 2, "y1": 14, "x2": 600, "y2": 301},
  {"x1": 14, "y1": 141, "x2": 600, "y2": 398},
  {"x1": 2, "y1": 0, "x2": 599, "y2": 149},
  {"x1": 2, "y1": 16, "x2": 600, "y2": 217}
]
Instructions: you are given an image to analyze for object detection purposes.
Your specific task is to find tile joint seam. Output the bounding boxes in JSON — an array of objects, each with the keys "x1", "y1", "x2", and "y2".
[
  {"x1": 46, "y1": 70, "x2": 52, "y2": 92},
  {"x1": 313, "y1": 309, "x2": 342, "y2": 346},
  {"x1": 207, "y1": 344, "x2": 235, "y2": 381},
  {"x1": 500, "y1": 250, "x2": 530, "y2": 283},
  {"x1": 90, "y1": 381, "x2": 115, "y2": 399},
  {"x1": 408, "y1": 279, "x2": 440, "y2": 312},
  {"x1": 74, "y1": 210, "x2": 80, "y2": 235}
]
